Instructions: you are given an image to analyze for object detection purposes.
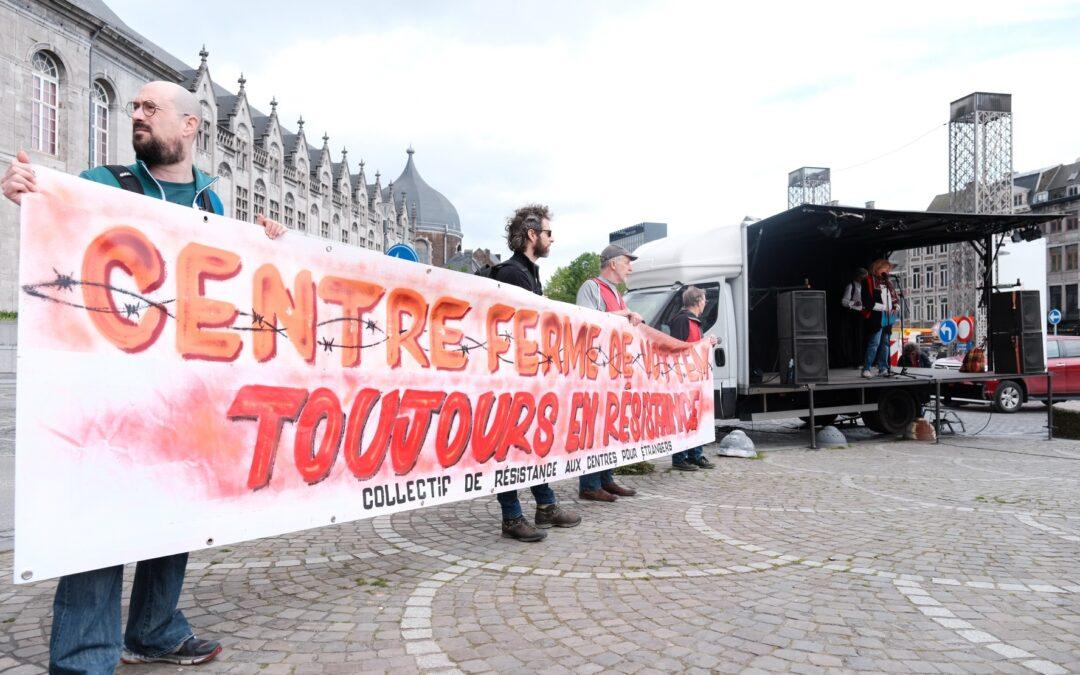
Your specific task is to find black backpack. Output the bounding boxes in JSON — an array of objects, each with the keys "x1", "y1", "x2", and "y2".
[
  {"x1": 474, "y1": 261, "x2": 509, "y2": 280},
  {"x1": 104, "y1": 165, "x2": 215, "y2": 213}
]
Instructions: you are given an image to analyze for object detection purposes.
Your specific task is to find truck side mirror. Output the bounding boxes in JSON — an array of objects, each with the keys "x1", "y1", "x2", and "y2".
[{"x1": 714, "y1": 347, "x2": 726, "y2": 367}]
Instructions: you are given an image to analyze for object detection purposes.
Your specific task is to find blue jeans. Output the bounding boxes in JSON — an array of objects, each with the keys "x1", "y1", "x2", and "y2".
[
  {"x1": 672, "y1": 446, "x2": 703, "y2": 463},
  {"x1": 497, "y1": 483, "x2": 556, "y2": 520},
  {"x1": 579, "y1": 470, "x2": 614, "y2": 492},
  {"x1": 50, "y1": 554, "x2": 193, "y2": 675},
  {"x1": 863, "y1": 326, "x2": 891, "y2": 373}
]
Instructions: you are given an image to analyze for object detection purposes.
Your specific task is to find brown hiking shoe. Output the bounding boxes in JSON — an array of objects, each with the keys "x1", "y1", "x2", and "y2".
[
  {"x1": 579, "y1": 488, "x2": 617, "y2": 502},
  {"x1": 602, "y1": 482, "x2": 637, "y2": 497},
  {"x1": 501, "y1": 516, "x2": 547, "y2": 542},
  {"x1": 535, "y1": 504, "x2": 582, "y2": 528}
]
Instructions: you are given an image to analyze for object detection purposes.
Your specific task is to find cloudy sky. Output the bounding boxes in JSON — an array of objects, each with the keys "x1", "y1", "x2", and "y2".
[{"x1": 108, "y1": 0, "x2": 1080, "y2": 279}]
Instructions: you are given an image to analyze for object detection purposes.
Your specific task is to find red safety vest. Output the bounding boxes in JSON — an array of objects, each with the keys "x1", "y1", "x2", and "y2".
[
  {"x1": 593, "y1": 278, "x2": 626, "y2": 312},
  {"x1": 686, "y1": 316, "x2": 702, "y2": 342},
  {"x1": 860, "y1": 275, "x2": 877, "y2": 320}
]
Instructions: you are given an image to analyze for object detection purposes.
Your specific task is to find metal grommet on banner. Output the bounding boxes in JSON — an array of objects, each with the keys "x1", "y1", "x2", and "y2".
[
  {"x1": 20, "y1": 570, "x2": 32, "y2": 581},
  {"x1": 202, "y1": 215, "x2": 208, "y2": 223},
  {"x1": 330, "y1": 516, "x2": 336, "y2": 524},
  {"x1": 326, "y1": 246, "x2": 332, "y2": 253},
  {"x1": 205, "y1": 538, "x2": 214, "y2": 546}
]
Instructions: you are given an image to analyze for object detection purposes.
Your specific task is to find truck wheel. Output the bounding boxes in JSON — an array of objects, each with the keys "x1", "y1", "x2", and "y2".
[
  {"x1": 799, "y1": 414, "x2": 838, "y2": 427},
  {"x1": 992, "y1": 380, "x2": 1023, "y2": 414},
  {"x1": 863, "y1": 390, "x2": 917, "y2": 435},
  {"x1": 861, "y1": 411, "x2": 886, "y2": 433}
]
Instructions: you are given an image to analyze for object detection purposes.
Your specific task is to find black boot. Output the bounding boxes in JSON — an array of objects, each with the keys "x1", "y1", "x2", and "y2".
[
  {"x1": 535, "y1": 504, "x2": 582, "y2": 528},
  {"x1": 501, "y1": 516, "x2": 547, "y2": 542}
]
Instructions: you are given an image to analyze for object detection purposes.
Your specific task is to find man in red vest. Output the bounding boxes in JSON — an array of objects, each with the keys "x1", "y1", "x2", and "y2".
[
  {"x1": 575, "y1": 244, "x2": 643, "y2": 501},
  {"x1": 668, "y1": 286, "x2": 717, "y2": 471}
]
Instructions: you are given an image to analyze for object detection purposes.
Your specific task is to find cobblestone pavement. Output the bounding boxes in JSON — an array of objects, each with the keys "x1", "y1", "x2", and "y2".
[{"x1": 1, "y1": 431, "x2": 1079, "y2": 674}]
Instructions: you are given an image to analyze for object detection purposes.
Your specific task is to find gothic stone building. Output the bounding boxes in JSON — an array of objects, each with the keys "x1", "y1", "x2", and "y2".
[{"x1": 0, "y1": 0, "x2": 464, "y2": 313}]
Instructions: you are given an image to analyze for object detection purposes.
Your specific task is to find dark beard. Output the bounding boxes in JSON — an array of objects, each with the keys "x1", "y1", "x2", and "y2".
[
  {"x1": 534, "y1": 239, "x2": 551, "y2": 258},
  {"x1": 133, "y1": 131, "x2": 185, "y2": 167}
]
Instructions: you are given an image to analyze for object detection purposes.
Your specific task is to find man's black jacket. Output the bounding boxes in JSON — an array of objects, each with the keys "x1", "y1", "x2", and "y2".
[{"x1": 494, "y1": 251, "x2": 542, "y2": 296}]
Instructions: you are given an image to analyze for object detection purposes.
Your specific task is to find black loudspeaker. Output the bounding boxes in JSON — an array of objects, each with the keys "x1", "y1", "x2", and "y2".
[
  {"x1": 779, "y1": 337, "x2": 829, "y2": 384},
  {"x1": 777, "y1": 290, "x2": 829, "y2": 384},
  {"x1": 991, "y1": 331, "x2": 1045, "y2": 374},
  {"x1": 778, "y1": 290, "x2": 827, "y2": 338},
  {"x1": 990, "y1": 290, "x2": 1042, "y2": 334}
]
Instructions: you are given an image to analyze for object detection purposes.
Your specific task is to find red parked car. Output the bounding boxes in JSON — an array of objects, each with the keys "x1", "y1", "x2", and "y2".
[{"x1": 938, "y1": 335, "x2": 1077, "y2": 413}]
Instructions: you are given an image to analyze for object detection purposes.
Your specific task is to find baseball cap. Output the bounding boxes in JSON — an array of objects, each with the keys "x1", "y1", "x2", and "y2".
[{"x1": 600, "y1": 244, "x2": 638, "y2": 266}]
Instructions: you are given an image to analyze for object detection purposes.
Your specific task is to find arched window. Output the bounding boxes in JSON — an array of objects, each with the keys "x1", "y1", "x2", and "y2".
[
  {"x1": 253, "y1": 179, "x2": 266, "y2": 220},
  {"x1": 296, "y1": 160, "x2": 308, "y2": 197},
  {"x1": 283, "y1": 193, "x2": 295, "y2": 228},
  {"x1": 198, "y1": 102, "x2": 213, "y2": 154},
  {"x1": 235, "y1": 184, "x2": 250, "y2": 222},
  {"x1": 217, "y1": 162, "x2": 232, "y2": 179},
  {"x1": 31, "y1": 52, "x2": 60, "y2": 154},
  {"x1": 236, "y1": 124, "x2": 250, "y2": 171},
  {"x1": 269, "y1": 143, "x2": 281, "y2": 183},
  {"x1": 90, "y1": 81, "x2": 109, "y2": 167}
]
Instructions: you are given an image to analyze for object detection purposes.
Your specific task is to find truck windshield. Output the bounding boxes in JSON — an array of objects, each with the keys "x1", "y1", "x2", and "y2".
[{"x1": 624, "y1": 287, "x2": 678, "y2": 328}]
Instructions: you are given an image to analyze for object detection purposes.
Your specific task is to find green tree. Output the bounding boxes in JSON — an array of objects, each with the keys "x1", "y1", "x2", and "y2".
[{"x1": 545, "y1": 252, "x2": 600, "y2": 303}]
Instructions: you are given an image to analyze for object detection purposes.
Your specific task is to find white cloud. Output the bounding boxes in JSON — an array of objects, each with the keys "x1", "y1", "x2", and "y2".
[{"x1": 111, "y1": 0, "x2": 1080, "y2": 279}]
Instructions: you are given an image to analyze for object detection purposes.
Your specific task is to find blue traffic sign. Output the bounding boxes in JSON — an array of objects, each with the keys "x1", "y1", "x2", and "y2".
[
  {"x1": 937, "y1": 319, "x2": 958, "y2": 345},
  {"x1": 386, "y1": 243, "x2": 419, "y2": 262},
  {"x1": 1048, "y1": 308, "x2": 1062, "y2": 326}
]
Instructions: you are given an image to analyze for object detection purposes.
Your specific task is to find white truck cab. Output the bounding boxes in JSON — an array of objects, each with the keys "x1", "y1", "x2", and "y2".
[{"x1": 625, "y1": 224, "x2": 744, "y2": 420}]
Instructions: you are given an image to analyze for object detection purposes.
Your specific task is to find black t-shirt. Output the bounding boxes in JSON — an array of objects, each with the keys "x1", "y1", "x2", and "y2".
[{"x1": 494, "y1": 251, "x2": 542, "y2": 296}]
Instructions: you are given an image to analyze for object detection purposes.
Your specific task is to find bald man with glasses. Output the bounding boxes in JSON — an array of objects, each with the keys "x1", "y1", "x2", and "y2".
[{"x1": 3, "y1": 80, "x2": 287, "y2": 672}]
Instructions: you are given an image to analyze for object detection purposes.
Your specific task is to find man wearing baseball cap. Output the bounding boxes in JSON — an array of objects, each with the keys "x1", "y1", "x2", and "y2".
[{"x1": 574, "y1": 244, "x2": 643, "y2": 501}]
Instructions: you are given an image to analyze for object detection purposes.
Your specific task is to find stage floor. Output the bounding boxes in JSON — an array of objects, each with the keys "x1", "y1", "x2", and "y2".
[{"x1": 744, "y1": 367, "x2": 1045, "y2": 395}]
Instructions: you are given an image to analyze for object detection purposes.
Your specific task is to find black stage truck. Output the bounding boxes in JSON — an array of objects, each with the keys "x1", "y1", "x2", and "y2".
[{"x1": 625, "y1": 204, "x2": 1059, "y2": 447}]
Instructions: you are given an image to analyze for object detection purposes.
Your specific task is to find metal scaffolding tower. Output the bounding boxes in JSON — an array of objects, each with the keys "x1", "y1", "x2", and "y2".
[
  {"x1": 787, "y1": 167, "x2": 831, "y2": 209},
  {"x1": 947, "y1": 92, "x2": 1014, "y2": 348}
]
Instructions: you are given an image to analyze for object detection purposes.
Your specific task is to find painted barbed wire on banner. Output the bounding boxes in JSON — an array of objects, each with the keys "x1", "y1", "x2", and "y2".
[{"x1": 13, "y1": 168, "x2": 714, "y2": 583}]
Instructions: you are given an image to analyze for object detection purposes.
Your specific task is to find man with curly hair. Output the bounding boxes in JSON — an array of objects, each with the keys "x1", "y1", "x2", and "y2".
[{"x1": 490, "y1": 204, "x2": 582, "y2": 541}]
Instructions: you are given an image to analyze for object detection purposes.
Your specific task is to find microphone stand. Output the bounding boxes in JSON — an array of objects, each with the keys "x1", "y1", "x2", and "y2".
[{"x1": 889, "y1": 273, "x2": 921, "y2": 380}]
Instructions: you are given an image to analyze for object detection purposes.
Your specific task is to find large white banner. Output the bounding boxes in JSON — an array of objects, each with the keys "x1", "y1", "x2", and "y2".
[{"x1": 14, "y1": 168, "x2": 714, "y2": 582}]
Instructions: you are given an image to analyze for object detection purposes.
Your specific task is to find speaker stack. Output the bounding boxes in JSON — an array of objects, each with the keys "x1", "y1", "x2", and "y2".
[
  {"x1": 777, "y1": 290, "x2": 829, "y2": 385},
  {"x1": 989, "y1": 290, "x2": 1045, "y2": 374}
]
